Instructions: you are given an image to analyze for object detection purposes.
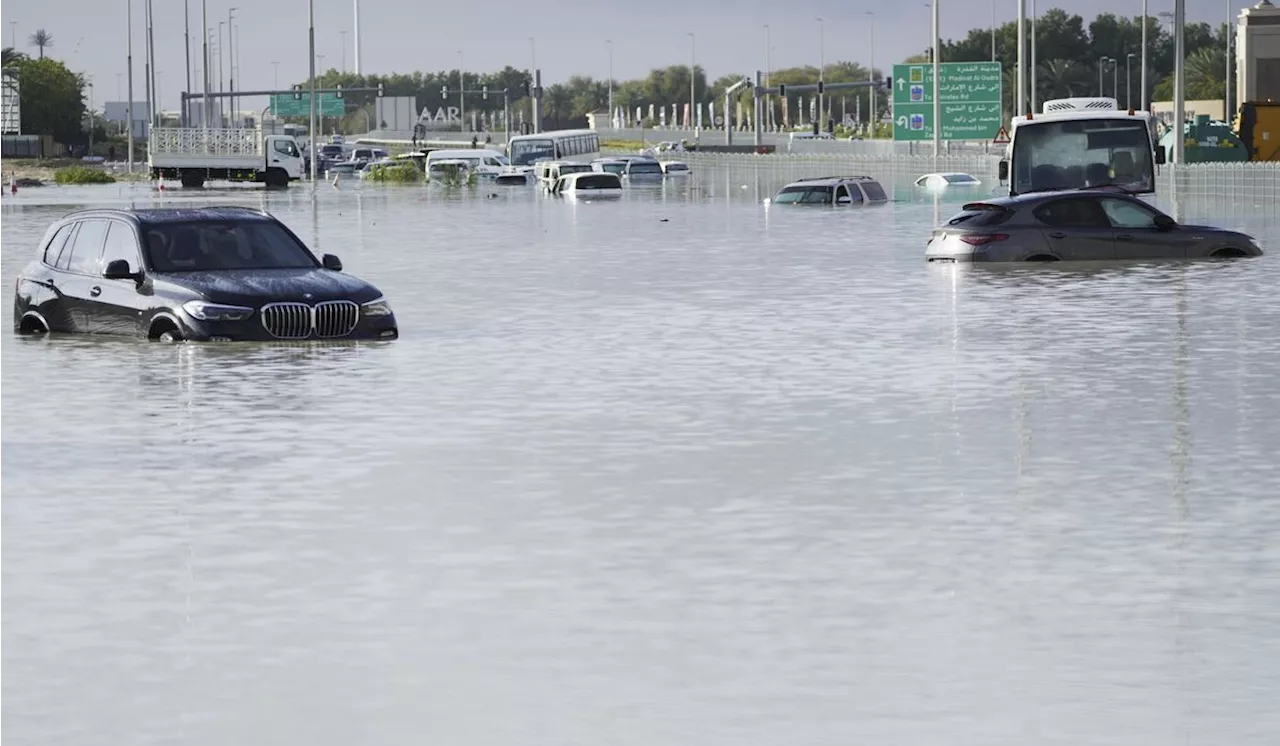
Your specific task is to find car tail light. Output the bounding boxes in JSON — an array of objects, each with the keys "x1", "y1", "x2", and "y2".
[{"x1": 959, "y1": 233, "x2": 1010, "y2": 246}]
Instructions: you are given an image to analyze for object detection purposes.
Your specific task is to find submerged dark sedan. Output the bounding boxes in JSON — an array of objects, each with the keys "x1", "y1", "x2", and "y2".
[
  {"x1": 925, "y1": 189, "x2": 1264, "y2": 262},
  {"x1": 13, "y1": 206, "x2": 398, "y2": 341}
]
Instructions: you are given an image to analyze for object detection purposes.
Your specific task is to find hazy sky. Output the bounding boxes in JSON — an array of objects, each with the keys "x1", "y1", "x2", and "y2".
[{"x1": 2, "y1": 0, "x2": 1249, "y2": 109}]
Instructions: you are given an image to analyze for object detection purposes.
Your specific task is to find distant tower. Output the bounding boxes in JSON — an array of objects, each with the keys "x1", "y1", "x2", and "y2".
[{"x1": 353, "y1": 0, "x2": 362, "y2": 75}]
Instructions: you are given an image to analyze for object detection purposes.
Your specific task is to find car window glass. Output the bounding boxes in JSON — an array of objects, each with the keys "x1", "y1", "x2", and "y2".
[
  {"x1": 43, "y1": 224, "x2": 74, "y2": 265},
  {"x1": 1033, "y1": 198, "x2": 1109, "y2": 228},
  {"x1": 145, "y1": 220, "x2": 317, "y2": 272},
  {"x1": 800, "y1": 187, "x2": 832, "y2": 204},
  {"x1": 273, "y1": 139, "x2": 299, "y2": 157},
  {"x1": 66, "y1": 220, "x2": 109, "y2": 275},
  {"x1": 102, "y1": 222, "x2": 142, "y2": 273},
  {"x1": 1099, "y1": 197, "x2": 1159, "y2": 229},
  {"x1": 862, "y1": 181, "x2": 887, "y2": 201},
  {"x1": 53, "y1": 224, "x2": 79, "y2": 269}
]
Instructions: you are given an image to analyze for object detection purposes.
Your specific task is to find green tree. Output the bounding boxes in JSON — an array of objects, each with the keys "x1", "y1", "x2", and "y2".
[
  {"x1": 28, "y1": 29, "x2": 53, "y2": 59},
  {"x1": 15, "y1": 56, "x2": 84, "y2": 142},
  {"x1": 3, "y1": 47, "x2": 27, "y2": 67},
  {"x1": 1152, "y1": 46, "x2": 1225, "y2": 101}
]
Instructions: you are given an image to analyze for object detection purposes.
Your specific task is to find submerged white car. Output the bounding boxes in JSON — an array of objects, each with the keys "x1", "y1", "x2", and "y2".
[{"x1": 915, "y1": 172, "x2": 982, "y2": 189}]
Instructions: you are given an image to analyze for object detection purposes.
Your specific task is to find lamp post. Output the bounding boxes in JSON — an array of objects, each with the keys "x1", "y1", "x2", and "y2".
[
  {"x1": 1224, "y1": 0, "x2": 1232, "y2": 120},
  {"x1": 866, "y1": 11, "x2": 875, "y2": 137},
  {"x1": 227, "y1": 8, "x2": 237, "y2": 124},
  {"x1": 932, "y1": 0, "x2": 940, "y2": 158},
  {"x1": 457, "y1": 51, "x2": 465, "y2": 134},
  {"x1": 1141, "y1": 0, "x2": 1149, "y2": 110},
  {"x1": 1126, "y1": 52, "x2": 1136, "y2": 108},
  {"x1": 816, "y1": 17, "x2": 825, "y2": 130},
  {"x1": 990, "y1": 0, "x2": 996, "y2": 61},
  {"x1": 606, "y1": 39, "x2": 613, "y2": 124},
  {"x1": 527, "y1": 36, "x2": 536, "y2": 125},
  {"x1": 308, "y1": 0, "x2": 316, "y2": 185},
  {"x1": 126, "y1": 0, "x2": 134, "y2": 171},
  {"x1": 687, "y1": 32, "x2": 695, "y2": 130},
  {"x1": 1030, "y1": 0, "x2": 1038, "y2": 112},
  {"x1": 763, "y1": 24, "x2": 771, "y2": 130},
  {"x1": 1098, "y1": 56, "x2": 1110, "y2": 96},
  {"x1": 340, "y1": 30, "x2": 347, "y2": 73}
]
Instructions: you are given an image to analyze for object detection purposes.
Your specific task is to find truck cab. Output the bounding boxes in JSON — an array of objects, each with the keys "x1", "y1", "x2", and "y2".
[
  {"x1": 999, "y1": 97, "x2": 1166, "y2": 197},
  {"x1": 265, "y1": 135, "x2": 305, "y2": 180}
]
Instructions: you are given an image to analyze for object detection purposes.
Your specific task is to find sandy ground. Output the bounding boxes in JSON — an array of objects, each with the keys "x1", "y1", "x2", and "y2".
[{"x1": 1, "y1": 159, "x2": 150, "y2": 185}]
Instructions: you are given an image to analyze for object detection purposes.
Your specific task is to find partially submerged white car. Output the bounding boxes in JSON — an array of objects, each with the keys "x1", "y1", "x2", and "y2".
[{"x1": 915, "y1": 172, "x2": 982, "y2": 189}]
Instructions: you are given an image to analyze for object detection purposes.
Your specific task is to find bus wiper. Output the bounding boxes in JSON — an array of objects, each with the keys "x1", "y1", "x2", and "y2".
[{"x1": 1077, "y1": 182, "x2": 1135, "y2": 193}]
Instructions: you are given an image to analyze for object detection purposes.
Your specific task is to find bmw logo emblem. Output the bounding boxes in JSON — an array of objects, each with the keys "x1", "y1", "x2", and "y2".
[{"x1": 302, "y1": 292, "x2": 313, "y2": 300}]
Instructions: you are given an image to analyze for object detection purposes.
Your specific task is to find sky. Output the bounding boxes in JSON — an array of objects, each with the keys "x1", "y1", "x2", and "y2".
[{"x1": 1, "y1": 0, "x2": 1251, "y2": 111}]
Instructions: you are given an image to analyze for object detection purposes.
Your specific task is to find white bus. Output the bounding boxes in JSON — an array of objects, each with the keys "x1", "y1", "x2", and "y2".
[{"x1": 507, "y1": 129, "x2": 601, "y2": 168}]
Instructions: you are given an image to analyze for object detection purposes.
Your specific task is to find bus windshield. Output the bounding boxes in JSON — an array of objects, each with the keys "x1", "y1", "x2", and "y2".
[
  {"x1": 510, "y1": 139, "x2": 555, "y2": 166},
  {"x1": 1010, "y1": 118, "x2": 1154, "y2": 195}
]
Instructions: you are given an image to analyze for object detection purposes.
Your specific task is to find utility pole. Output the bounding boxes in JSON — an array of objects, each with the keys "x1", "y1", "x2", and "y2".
[
  {"x1": 687, "y1": 32, "x2": 695, "y2": 130},
  {"x1": 143, "y1": 0, "x2": 152, "y2": 132},
  {"x1": 1016, "y1": 0, "x2": 1026, "y2": 116},
  {"x1": 932, "y1": 0, "x2": 941, "y2": 159},
  {"x1": 1141, "y1": 0, "x2": 1149, "y2": 110},
  {"x1": 457, "y1": 51, "x2": 465, "y2": 133},
  {"x1": 816, "y1": 17, "x2": 825, "y2": 131},
  {"x1": 606, "y1": 39, "x2": 613, "y2": 126},
  {"x1": 126, "y1": 0, "x2": 134, "y2": 171},
  {"x1": 1174, "y1": 0, "x2": 1185, "y2": 163},
  {"x1": 1030, "y1": 0, "x2": 1038, "y2": 113}
]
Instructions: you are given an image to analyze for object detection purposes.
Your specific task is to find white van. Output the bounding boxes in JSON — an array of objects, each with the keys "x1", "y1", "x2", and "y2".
[
  {"x1": 535, "y1": 160, "x2": 595, "y2": 186},
  {"x1": 424, "y1": 148, "x2": 510, "y2": 178}
]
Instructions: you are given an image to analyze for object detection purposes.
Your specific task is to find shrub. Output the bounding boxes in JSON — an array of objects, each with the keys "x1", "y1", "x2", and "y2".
[
  {"x1": 363, "y1": 162, "x2": 423, "y2": 183},
  {"x1": 53, "y1": 166, "x2": 116, "y2": 184}
]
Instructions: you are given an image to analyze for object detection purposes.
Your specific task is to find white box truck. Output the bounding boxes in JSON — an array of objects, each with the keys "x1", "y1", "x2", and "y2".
[{"x1": 148, "y1": 127, "x2": 305, "y2": 188}]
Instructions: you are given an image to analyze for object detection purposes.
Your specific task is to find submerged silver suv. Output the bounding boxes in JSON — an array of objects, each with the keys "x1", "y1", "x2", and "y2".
[{"x1": 773, "y1": 176, "x2": 889, "y2": 206}]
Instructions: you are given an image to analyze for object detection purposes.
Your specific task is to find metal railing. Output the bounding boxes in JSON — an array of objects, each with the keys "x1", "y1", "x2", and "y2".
[{"x1": 149, "y1": 126, "x2": 264, "y2": 156}]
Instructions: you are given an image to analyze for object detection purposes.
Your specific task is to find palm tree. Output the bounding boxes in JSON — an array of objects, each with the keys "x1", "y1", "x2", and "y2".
[
  {"x1": 28, "y1": 29, "x2": 52, "y2": 59},
  {"x1": 2, "y1": 47, "x2": 27, "y2": 67},
  {"x1": 1151, "y1": 47, "x2": 1225, "y2": 103},
  {"x1": 1036, "y1": 59, "x2": 1089, "y2": 101}
]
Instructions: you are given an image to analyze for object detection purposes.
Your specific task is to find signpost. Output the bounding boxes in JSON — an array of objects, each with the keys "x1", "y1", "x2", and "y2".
[
  {"x1": 892, "y1": 61, "x2": 1002, "y2": 142},
  {"x1": 270, "y1": 92, "x2": 344, "y2": 117}
]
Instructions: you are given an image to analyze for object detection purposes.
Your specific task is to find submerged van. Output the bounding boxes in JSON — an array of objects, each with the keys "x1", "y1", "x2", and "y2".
[{"x1": 424, "y1": 148, "x2": 510, "y2": 178}]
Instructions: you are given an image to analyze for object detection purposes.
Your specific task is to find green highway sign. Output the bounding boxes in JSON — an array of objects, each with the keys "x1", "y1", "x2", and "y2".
[
  {"x1": 891, "y1": 61, "x2": 1002, "y2": 141},
  {"x1": 270, "y1": 93, "x2": 345, "y2": 117}
]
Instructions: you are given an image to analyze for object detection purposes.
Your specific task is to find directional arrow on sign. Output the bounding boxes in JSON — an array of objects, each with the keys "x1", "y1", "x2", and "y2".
[
  {"x1": 897, "y1": 78, "x2": 906, "y2": 91},
  {"x1": 897, "y1": 115, "x2": 908, "y2": 128}
]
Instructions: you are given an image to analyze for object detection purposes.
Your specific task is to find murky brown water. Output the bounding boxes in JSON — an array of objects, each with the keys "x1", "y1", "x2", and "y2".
[{"x1": 4, "y1": 173, "x2": 1280, "y2": 745}]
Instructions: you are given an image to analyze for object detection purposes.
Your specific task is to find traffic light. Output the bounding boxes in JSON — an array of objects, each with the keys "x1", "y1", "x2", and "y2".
[
  {"x1": 377, "y1": 82, "x2": 385, "y2": 98},
  {"x1": 826, "y1": 118, "x2": 835, "y2": 133},
  {"x1": 292, "y1": 84, "x2": 302, "y2": 101},
  {"x1": 334, "y1": 83, "x2": 343, "y2": 100},
  {"x1": 812, "y1": 121, "x2": 819, "y2": 136},
  {"x1": 883, "y1": 76, "x2": 892, "y2": 90},
  {"x1": 441, "y1": 85, "x2": 449, "y2": 98},
  {"x1": 777, "y1": 83, "x2": 786, "y2": 97},
  {"x1": 481, "y1": 85, "x2": 489, "y2": 100},
  {"x1": 816, "y1": 80, "x2": 825, "y2": 95},
  {"x1": 522, "y1": 81, "x2": 531, "y2": 97}
]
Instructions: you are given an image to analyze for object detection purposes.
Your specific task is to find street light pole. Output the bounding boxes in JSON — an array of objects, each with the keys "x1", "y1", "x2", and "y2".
[
  {"x1": 687, "y1": 32, "x2": 695, "y2": 130},
  {"x1": 606, "y1": 39, "x2": 613, "y2": 125},
  {"x1": 126, "y1": 0, "x2": 134, "y2": 172},
  {"x1": 184, "y1": 0, "x2": 191, "y2": 127},
  {"x1": 308, "y1": 0, "x2": 317, "y2": 185},
  {"x1": 1030, "y1": 0, "x2": 1038, "y2": 113},
  {"x1": 866, "y1": 11, "x2": 876, "y2": 137},
  {"x1": 1224, "y1": 0, "x2": 1232, "y2": 121},
  {"x1": 991, "y1": 0, "x2": 996, "y2": 61},
  {"x1": 227, "y1": 8, "x2": 236, "y2": 126},
  {"x1": 1016, "y1": 0, "x2": 1026, "y2": 115},
  {"x1": 816, "y1": 17, "x2": 825, "y2": 130},
  {"x1": 1098, "y1": 56, "x2": 1109, "y2": 96},
  {"x1": 1127, "y1": 52, "x2": 1136, "y2": 109},
  {"x1": 457, "y1": 51, "x2": 465, "y2": 134},
  {"x1": 1173, "y1": 0, "x2": 1185, "y2": 163},
  {"x1": 340, "y1": 30, "x2": 347, "y2": 73},
  {"x1": 1141, "y1": 0, "x2": 1149, "y2": 110},
  {"x1": 763, "y1": 24, "x2": 771, "y2": 130},
  {"x1": 932, "y1": 0, "x2": 941, "y2": 158}
]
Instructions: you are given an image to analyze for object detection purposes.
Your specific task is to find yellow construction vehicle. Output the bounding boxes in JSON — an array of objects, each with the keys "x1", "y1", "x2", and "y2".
[{"x1": 1235, "y1": 101, "x2": 1280, "y2": 161}]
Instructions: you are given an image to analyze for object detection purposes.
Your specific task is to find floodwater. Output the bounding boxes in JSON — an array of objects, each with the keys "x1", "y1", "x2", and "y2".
[{"x1": 3, "y1": 171, "x2": 1280, "y2": 745}]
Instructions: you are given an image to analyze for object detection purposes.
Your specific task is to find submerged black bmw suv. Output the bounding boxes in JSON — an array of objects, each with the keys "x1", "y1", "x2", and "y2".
[{"x1": 13, "y1": 206, "x2": 398, "y2": 342}]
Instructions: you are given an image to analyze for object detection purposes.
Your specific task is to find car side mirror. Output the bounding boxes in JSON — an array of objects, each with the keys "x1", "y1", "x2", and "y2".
[
  {"x1": 321, "y1": 253, "x2": 343, "y2": 271},
  {"x1": 1154, "y1": 214, "x2": 1176, "y2": 232},
  {"x1": 998, "y1": 160, "x2": 1009, "y2": 182},
  {"x1": 836, "y1": 197, "x2": 852, "y2": 206},
  {"x1": 103, "y1": 259, "x2": 140, "y2": 282},
  {"x1": 1154, "y1": 145, "x2": 1167, "y2": 165}
]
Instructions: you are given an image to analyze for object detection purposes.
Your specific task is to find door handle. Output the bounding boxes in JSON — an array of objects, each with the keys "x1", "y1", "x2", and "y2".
[
  {"x1": 1116, "y1": 234, "x2": 1135, "y2": 241},
  {"x1": 90, "y1": 286, "x2": 102, "y2": 297},
  {"x1": 1049, "y1": 231, "x2": 1066, "y2": 238}
]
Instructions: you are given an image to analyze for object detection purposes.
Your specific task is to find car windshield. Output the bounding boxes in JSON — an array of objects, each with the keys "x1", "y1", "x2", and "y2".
[
  {"x1": 562, "y1": 164, "x2": 593, "y2": 174},
  {"x1": 774, "y1": 186, "x2": 833, "y2": 204},
  {"x1": 320, "y1": 145, "x2": 343, "y2": 156},
  {"x1": 510, "y1": 139, "x2": 555, "y2": 166},
  {"x1": 1011, "y1": 118, "x2": 1154, "y2": 195},
  {"x1": 629, "y1": 162, "x2": 663, "y2": 174},
  {"x1": 142, "y1": 220, "x2": 318, "y2": 272},
  {"x1": 597, "y1": 162, "x2": 625, "y2": 173}
]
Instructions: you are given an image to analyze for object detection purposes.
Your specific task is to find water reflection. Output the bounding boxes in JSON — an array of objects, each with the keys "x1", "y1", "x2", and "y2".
[{"x1": 3, "y1": 167, "x2": 1280, "y2": 745}]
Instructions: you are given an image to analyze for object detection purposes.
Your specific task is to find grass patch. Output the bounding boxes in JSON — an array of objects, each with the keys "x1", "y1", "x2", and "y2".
[
  {"x1": 363, "y1": 162, "x2": 424, "y2": 183},
  {"x1": 600, "y1": 139, "x2": 644, "y2": 151},
  {"x1": 53, "y1": 166, "x2": 117, "y2": 185}
]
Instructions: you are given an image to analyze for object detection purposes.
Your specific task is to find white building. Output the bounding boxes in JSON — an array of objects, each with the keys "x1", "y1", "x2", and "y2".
[
  {"x1": 1237, "y1": 0, "x2": 1280, "y2": 106},
  {"x1": 2, "y1": 69, "x2": 19, "y2": 134}
]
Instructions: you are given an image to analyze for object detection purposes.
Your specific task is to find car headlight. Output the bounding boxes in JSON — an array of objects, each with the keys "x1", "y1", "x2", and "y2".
[
  {"x1": 361, "y1": 297, "x2": 393, "y2": 317},
  {"x1": 182, "y1": 300, "x2": 254, "y2": 321}
]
